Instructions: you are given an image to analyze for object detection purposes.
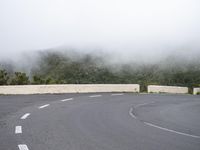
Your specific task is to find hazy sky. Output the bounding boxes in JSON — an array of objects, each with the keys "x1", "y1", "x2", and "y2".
[{"x1": 0, "y1": 0, "x2": 200, "y2": 60}]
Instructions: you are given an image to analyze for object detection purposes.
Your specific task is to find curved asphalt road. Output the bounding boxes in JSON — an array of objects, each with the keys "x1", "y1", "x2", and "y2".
[{"x1": 0, "y1": 93, "x2": 200, "y2": 150}]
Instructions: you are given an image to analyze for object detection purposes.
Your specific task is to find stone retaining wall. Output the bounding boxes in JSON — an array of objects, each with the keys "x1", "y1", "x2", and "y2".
[
  {"x1": 148, "y1": 85, "x2": 188, "y2": 94},
  {"x1": 0, "y1": 84, "x2": 140, "y2": 95},
  {"x1": 193, "y1": 88, "x2": 200, "y2": 95}
]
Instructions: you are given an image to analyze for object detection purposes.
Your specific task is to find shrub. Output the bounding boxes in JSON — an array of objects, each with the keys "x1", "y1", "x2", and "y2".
[
  {"x1": 10, "y1": 72, "x2": 30, "y2": 85},
  {"x1": 32, "y1": 75, "x2": 45, "y2": 84},
  {"x1": 0, "y1": 69, "x2": 9, "y2": 85}
]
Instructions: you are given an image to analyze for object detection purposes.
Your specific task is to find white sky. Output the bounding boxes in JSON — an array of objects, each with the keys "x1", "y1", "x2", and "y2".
[{"x1": 0, "y1": 0, "x2": 200, "y2": 61}]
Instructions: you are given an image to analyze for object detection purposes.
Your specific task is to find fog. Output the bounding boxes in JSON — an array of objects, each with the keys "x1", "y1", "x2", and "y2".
[{"x1": 0, "y1": 0, "x2": 200, "y2": 64}]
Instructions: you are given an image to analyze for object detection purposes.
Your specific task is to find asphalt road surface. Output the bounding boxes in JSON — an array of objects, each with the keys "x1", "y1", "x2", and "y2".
[{"x1": 0, "y1": 93, "x2": 200, "y2": 150}]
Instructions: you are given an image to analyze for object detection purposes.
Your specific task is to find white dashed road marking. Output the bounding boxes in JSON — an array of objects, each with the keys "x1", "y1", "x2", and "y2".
[
  {"x1": 15, "y1": 126, "x2": 22, "y2": 134},
  {"x1": 134, "y1": 101, "x2": 155, "y2": 108},
  {"x1": 111, "y1": 93, "x2": 124, "y2": 96},
  {"x1": 129, "y1": 107, "x2": 137, "y2": 119},
  {"x1": 89, "y1": 95, "x2": 102, "y2": 98},
  {"x1": 18, "y1": 144, "x2": 29, "y2": 150},
  {"x1": 21, "y1": 113, "x2": 30, "y2": 120},
  {"x1": 38, "y1": 104, "x2": 50, "y2": 109},
  {"x1": 144, "y1": 122, "x2": 200, "y2": 139},
  {"x1": 61, "y1": 98, "x2": 73, "y2": 102}
]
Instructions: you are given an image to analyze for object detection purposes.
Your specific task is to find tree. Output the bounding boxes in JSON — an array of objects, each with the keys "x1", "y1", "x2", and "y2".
[
  {"x1": 0, "y1": 69, "x2": 9, "y2": 85},
  {"x1": 10, "y1": 72, "x2": 30, "y2": 85}
]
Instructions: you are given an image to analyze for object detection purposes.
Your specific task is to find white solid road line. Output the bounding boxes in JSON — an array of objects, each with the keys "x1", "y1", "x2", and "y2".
[
  {"x1": 15, "y1": 126, "x2": 22, "y2": 134},
  {"x1": 111, "y1": 93, "x2": 124, "y2": 96},
  {"x1": 21, "y1": 113, "x2": 30, "y2": 120},
  {"x1": 89, "y1": 95, "x2": 102, "y2": 98},
  {"x1": 18, "y1": 144, "x2": 29, "y2": 150},
  {"x1": 129, "y1": 107, "x2": 137, "y2": 119},
  {"x1": 38, "y1": 104, "x2": 50, "y2": 109},
  {"x1": 61, "y1": 98, "x2": 73, "y2": 102},
  {"x1": 144, "y1": 122, "x2": 200, "y2": 139}
]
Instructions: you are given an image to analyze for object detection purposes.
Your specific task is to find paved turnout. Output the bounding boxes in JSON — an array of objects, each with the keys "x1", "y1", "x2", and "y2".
[{"x1": 0, "y1": 93, "x2": 200, "y2": 150}]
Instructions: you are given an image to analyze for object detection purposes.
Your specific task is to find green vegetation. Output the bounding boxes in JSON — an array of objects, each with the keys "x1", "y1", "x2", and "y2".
[
  {"x1": 0, "y1": 69, "x2": 9, "y2": 85},
  {"x1": 0, "y1": 70, "x2": 30, "y2": 85},
  {"x1": 0, "y1": 51, "x2": 200, "y2": 92},
  {"x1": 10, "y1": 72, "x2": 30, "y2": 85}
]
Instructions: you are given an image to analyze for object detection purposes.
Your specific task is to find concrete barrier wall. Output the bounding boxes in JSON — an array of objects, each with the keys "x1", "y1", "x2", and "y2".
[
  {"x1": 148, "y1": 85, "x2": 188, "y2": 94},
  {"x1": 193, "y1": 88, "x2": 200, "y2": 95},
  {"x1": 0, "y1": 84, "x2": 140, "y2": 95}
]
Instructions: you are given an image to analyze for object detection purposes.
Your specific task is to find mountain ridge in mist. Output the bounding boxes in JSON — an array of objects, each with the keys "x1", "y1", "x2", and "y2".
[{"x1": 1, "y1": 48, "x2": 200, "y2": 74}]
